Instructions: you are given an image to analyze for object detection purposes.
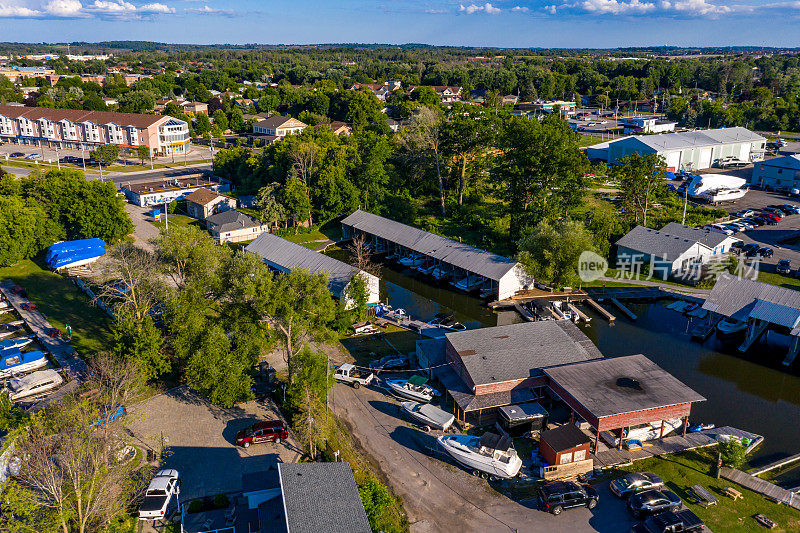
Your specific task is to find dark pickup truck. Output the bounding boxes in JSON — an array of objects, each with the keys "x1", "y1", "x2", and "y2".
[{"x1": 631, "y1": 509, "x2": 705, "y2": 533}]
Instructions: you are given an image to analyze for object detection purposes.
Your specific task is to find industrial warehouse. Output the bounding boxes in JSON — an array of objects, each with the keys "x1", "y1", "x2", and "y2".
[
  {"x1": 341, "y1": 209, "x2": 532, "y2": 300},
  {"x1": 587, "y1": 127, "x2": 766, "y2": 171}
]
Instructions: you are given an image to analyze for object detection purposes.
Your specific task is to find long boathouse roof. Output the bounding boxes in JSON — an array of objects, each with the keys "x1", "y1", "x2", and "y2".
[{"x1": 341, "y1": 209, "x2": 519, "y2": 281}]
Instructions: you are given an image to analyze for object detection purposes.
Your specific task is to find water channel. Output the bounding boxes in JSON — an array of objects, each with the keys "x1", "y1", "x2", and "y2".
[{"x1": 350, "y1": 257, "x2": 800, "y2": 486}]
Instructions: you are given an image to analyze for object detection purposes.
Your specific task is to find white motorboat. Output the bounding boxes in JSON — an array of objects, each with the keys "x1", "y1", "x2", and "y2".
[
  {"x1": 601, "y1": 418, "x2": 683, "y2": 447},
  {"x1": 0, "y1": 301, "x2": 10, "y2": 310},
  {"x1": 431, "y1": 265, "x2": 451, "y2": 280},
  {"x1": 717, "y1": 317, "x2": 747, "y2": 337},
  {"x1": 399, "y1": 254, "x2": 426, "y2": 268},
  {"x1": 415, "y1": 262, "x2": 437, "y2": 275},
  {"x1": 452, "y1": 274, "x2": 484, "y2": 292},
  {"x1": 401, "y1": 401, "x2": 454, "y2": 431},
  {"x1": 0, "y1": 350, "x2": 47, "y2": 379},
  {"x1": 384, "y1": 375, "x2": 437, "y2": 403},
  {"x1": 0, "y1": 337, "x2": 33, "y2": 351},
  {"x1": 700, "y1": 187, "x2": 747, "y2": 204},
  {"x1": 427, "y1": 313, "x2": 466, "y2": 332},
  {"x1": 438, "y1": 432, "x2": 522, "y2": 479},
  {"x1": 6, "y1": 369, "x2": 63, "y2": 401}
]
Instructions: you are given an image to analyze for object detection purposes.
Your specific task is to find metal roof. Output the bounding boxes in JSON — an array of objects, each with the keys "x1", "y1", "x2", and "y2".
[
  {"x1": 703, "y1": 274, "x2": 800, "y2": 330},
  {"x1": 498, "y1": 401, "x2": 548, "y2": 422},
  {"x1": 278, "y1": 463, "x2": 371, "y2": 533},
  {"x1": 615, "y1": 225, "x2": 704, "y2": 262},
  {"x1": 613, "y1": 127, "x2": 764, "y2": 153},
  {"x1": 341, "y1": 210, "x2": 519, "y2": 281},
  {"x1": 445, "y1": 320, "x2": 604, "y2": 386},
  {"x1": 761, "y1": 154, "x2": 800, "y2": 170},
  {"x1": 544, "y1": 354, "x2": 706, "y2": 419},
  {"x1": 659, "y1": 222, "x2": 736, "y2": 249},
  {"x1": 245, "y1": 233, "x2": 369, "y2": 296}
]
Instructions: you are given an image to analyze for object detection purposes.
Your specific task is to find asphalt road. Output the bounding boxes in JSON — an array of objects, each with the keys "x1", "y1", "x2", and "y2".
[{"x1": 331, "y1": 381, "x2": 637, "y2": 533}]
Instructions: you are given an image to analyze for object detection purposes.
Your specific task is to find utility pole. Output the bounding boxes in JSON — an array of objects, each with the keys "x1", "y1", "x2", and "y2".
[
  {"x1": 164, "y1": 200, "x2": 169, "y2": 230},
  {"x1": 682, "y1": 183, "x2": 689, "y2": 226}
]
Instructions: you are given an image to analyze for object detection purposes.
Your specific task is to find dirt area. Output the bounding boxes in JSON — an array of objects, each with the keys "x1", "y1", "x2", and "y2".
[{"x1": 331, "y1": 381, "x2": 636, "y2": 533}]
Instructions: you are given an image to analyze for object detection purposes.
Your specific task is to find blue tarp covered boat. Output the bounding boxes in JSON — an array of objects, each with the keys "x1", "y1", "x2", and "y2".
[
  {"x1": 0, "y1": 349, "x2": 47, "y2": 379},
  {"x1": 46, "y1": 239, "x2": 106, "y2": 262}
]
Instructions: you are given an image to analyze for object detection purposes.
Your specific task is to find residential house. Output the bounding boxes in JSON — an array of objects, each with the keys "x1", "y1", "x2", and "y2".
[
  {"x1": 320, "y1": 121, "x2": 351, "y2": 135},
  {"x1": 184, "y1": 188, "x2": 236, "y2": 220},
  {"x1": 751, "y1": 154, "x2": 800, "y2": 191},
  {"x1": 350, "y1": 83, "x2": 401, "y2": 102},
  {"x1": 409, "y1": 85, "x2": 463, "y2": 103},
  {"x1": 250, "y1": 116, "x2": 307, "y2": 144},
  {"x1": 206, "y1": 210, "x2": 268, "y2": 244},
  {"x1": 181, "y1": 101, "x2": 208, "y2": 115}
]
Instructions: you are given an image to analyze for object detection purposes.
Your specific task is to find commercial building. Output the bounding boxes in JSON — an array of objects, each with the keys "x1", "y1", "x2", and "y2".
[
  {"x1": 206, "y1": 210, "x2": 268, "y2": 244},
  {"x1": 184, "y1": 188, "x2": 236, "y2": 220},
  {"x1": 620, "y1": 116, "x2": 677, "y2": 134},
  {"x1": 250, "y1": 116, "x2": 307, "y2": 143},
  {"x1": 245, "y1": 232, "x2": 380, "y2": 307},
  {"x1": 0, "y1": 66, "x2": 55, "y2": 83},
  {"x1": 0, "y1": 105, "x2": 190, "y2": 155},
  {"x1": 587, "y1": 127, "x2": 766, "y2": 171},
  {"x1": 121, "y1": 176, "x2": 222, "y2": 208},
  {"x1": 341, "y1": 210, "x2": 532, "y2": 300},
  {"x1": 615, "y1": 223, "x2": 740, "y2": 279},
  {"x1": 517, "y1": 100, "x2": 577, "y2": 113},
  {"x1": 544, "y1": 354, "x2": 706, "y2": 451},
  {"x1": 751, "y1": 154, "x2": 800, "y2": 192},
  {"x1": 436, "y1": 320, "x2": 604, "y2": 426}
]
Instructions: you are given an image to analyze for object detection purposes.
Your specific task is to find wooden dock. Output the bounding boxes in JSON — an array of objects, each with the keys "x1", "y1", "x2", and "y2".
[
  {"x1": 750, "y1": 452, "x2": 800, "y2": 476},
  {"x1": 377, "y1": 312, "x2": 450, "y2": 339},
  {"x1": 487, "y1": 288, "x2": 589, "y2": 309},
  {"x1": 584, "y1": 298, "x2": 616, "y2": 323},
  {"x1": 568, "y1": 303, "x2": 591, "y2": 323},
  {"x1": 610, "y1": 298, "x2": 637, "y2": 320},
  {"x1": 721, "y1": 467, "x2": 800, "y2": 509}
]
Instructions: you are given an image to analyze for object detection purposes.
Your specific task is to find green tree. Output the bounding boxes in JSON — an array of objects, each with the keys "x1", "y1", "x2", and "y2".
[
  {"x1": 0, "y1": 195, "x2": 60, "y2": 266},
  {"x1": 442, "y1": 103, "x2": 497, "y2": 206},
  {"x1": 401, "y1": 106, "x2": 446, "y2": 215},
  {"x1": 94, "y1": 144, "x2": 119, "y2": 167},
  {"x1": 118, "y1": 89, "x2": 155, "y2": 114},
  {"x1": 185, "y1": 324, "x2": 255, "y2": 407},
  {"x1": 212, "y1": 109, "x2": 229, "y2": 132},
  {"x1": 229, "y1": 107, "x2": 245, "y2": 132},
  {"x1": 719, "y1": 439, "x2": 747, "y2": 469},
  {"x1": 282, "y1": 175, "x2": 312, "y2": 226},
  {"x1": 111, "y1": 307, "x2": 167, "y2": 381},
  {"x1": 413, "y1": 86, "x2": 441, "y2": 108},
  {"x1": 615, "y1": 152, "x2": 667, "y2": 227},
  {"x1": 136, "y1": 145, "x2": 150, "y2": 165},
  {"x1": 359, "y1": 478, "x2": 395, "y2": 532},
  {"x1": 344, "y1": 273, "x2": 369, "y2": 321},
  {"x1": 195, "y1": 112, "x2": 211, "y2": 135},
  {"x1": 517, "y1": 220, "x2": 599, "y2": 289},
  {"x1": 256, "y1": 182, "x2": 287, "y2": 228}
]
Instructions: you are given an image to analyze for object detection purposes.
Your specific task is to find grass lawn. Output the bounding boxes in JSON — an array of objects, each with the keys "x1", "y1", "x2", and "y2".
[
  {"x1": 339, "y1": 324, "x2": 420, "y2": 367},
  {"x1": 151, "y1": 213, "x2": 204, "y2": 231},
  {"x1": 618, "y1": 448, "x2": 800, "y2": 533},
  {"x1": 753, "y1": 271, "x2": 800, "y2": 291},
  {"x1": 0, "y1": 259, "x2": 113, "y2": 356},
  {"x1": 108, "y1": 159, "x2": 212, "y2": 173}
]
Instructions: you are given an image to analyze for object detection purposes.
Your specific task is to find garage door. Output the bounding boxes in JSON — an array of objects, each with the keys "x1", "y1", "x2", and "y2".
[
  {"x1": 739, "y1": 143, "x2": 750, "y2": 162},
  {"x1": 698, "y1": 148, "x2": 713, "y2": 170},
  {"x1": 665, "y1": 151, "x2": 681, "y2": 171}
]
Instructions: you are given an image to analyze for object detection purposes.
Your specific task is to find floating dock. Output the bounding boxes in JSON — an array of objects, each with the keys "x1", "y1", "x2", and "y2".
[
  {"x1": 610, "y1": 298, "x2": 637, "y2": 320},
  {"x1": 750, "y1": 452, "x2": 800, "y2": 476},
  {"x1": 584, "y1": 298, "x2": 616, "y2": 323}
]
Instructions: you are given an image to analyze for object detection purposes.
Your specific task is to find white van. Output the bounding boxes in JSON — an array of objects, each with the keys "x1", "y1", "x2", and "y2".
[{"x1": 6, "y1": 369, "x2": 63, "y2": 401}]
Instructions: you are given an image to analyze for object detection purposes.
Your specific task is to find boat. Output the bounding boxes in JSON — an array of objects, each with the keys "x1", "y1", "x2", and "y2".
[
  {"x1": 684, "y1": 173, "x2": 747, "y2": 200},
  {"x1": 0, "y1": 337, "x2": 33, "y2": 351},
  {"x1": 452, "y1": 274, "x2": 484, "y2": 292},
  {"x1": 0, "y1": 301, "x2": 9, "y2": 310},
  {"x1": 716, "y1": 317, "x2": 747, "y2": 338},
  {"x1": 415, "y1": 262, "x2": 437, "y2": 275},
  {"x1": 399, "y1": 253, "x2": 426, "y2": 267},
  {"x1": 401, "y1": 401, "x2": 454, "y2": 431},
  {"x1": 688, "y1": 423, "x2": 715, "y2": 433},
  {"x1": 0, "y1": 350, "x2": 47, "y2": 379},
  {"x1": 686, "y1": 306, "x2": 708, "y2": 319},
  {"x1": 384, "y1": 375, "x2": 438, "y2": 403},
  {"x1": 427, "y1": 313, "x2": 466, "y2": 332},
  {"x1": 601, "y1": 418, "x2": 683, "y2": 447},
  {"x1": 700, "y1": 187, "x2": 748, "y2": 204},
  {"x1": 0, "y1": 324, "x2": 22, "y2": 339},
  {"x1": 431, "y1": 265, "x2": 451, "y2": 281},
  {"x1": 437, "y1": 432, "x2": 523, "y2": 479},
  {"x1": 5, "y1": 369, "x2": 63, "y2": 401}
]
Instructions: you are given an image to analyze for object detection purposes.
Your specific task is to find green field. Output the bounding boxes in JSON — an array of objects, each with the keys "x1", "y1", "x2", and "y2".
[
  {"x1": 151, "y1": 213, "x2": 204, "y2": 231},
  {"x1": 619, "y1": 448, "x2": 800, "y2": 533},
  {"x1": 0, "y1": 259, "x2": 113, "y2": 356}
]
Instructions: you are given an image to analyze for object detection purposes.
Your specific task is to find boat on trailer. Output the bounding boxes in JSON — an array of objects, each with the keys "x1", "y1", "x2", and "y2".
[
  {"x1": 401, "y1": 401, "x2": 454, "y2": 431},
  {"x1": 0, "y1": 350, "x2": 47, "y2": 379},
  {"x1": 438, "y1": 432, "x2": 522, "y2": 479},
  {"x1": 384, "y1": 375, "x2": 438, "y2": 403}
]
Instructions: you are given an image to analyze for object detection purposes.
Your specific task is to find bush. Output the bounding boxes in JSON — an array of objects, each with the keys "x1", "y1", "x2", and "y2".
[
  {"x1": 719, "y1": 439, "x2": 747, "y2": 469},
  {"x1": 358, "y1": 477, "x2": 395, "y2": 531}
]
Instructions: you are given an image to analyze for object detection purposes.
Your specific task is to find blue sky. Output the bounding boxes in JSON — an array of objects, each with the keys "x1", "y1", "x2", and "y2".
[{"x1": 0, "y1": 1, "x2": 797, "y2": 48}]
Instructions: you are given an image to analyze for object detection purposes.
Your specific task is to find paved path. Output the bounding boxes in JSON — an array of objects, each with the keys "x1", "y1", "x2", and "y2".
[
  {"x1": 125, "y1": 204, "x2": 159, "y2": 252},
  {"x1": 331, "y1": 382, "x2": 636, "y2": 533}
]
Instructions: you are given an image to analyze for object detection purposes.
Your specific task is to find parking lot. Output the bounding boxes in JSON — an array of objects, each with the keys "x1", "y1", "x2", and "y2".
[
  {"x1": 128, "y1": 387, "x2": 300, "y2": 501},
  {"x1": 332, "y1": 381, "x2": 637, "y2": 533},
  {"x1": 0, "y1": 142, "x2": 212, "y2": 167}
]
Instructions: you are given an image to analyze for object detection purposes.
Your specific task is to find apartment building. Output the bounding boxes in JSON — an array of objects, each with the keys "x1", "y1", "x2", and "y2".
[
  {"x1": 0, "y1": 66, "x2": 56, "y2": 83},
  {"x1": 0, "y1": 105, "x2": 190, "y2": 156}
]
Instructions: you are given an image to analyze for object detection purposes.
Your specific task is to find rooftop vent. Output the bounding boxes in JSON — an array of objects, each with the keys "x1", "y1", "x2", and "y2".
[{"x1": 617, "y1": 377, "x2": 643, "y2": 391}]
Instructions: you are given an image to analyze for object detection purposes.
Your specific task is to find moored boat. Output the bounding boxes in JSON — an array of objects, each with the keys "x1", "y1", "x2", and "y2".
[
  {"x1": 401, "y1": 401, "x2": 454, "y2": 431},
  {"x1": 688, "y1": 423, "x2": 715, "y2": 433},
  {"x1": 452, "y1": 274, "x2": 484, "y2": 292},
  {"x1": 0, "y1": 350, "x2": 47, "y2": 379},
  {"x1": 716, "y1": 317, "x2": 747, "y2": 338},
  {"x1": 6, "y1": 369, "x2": 63, "y2": 401},
  {"x1": 384, "y1": 375, "x2": 437, "y2": 403},
  {"x1": 0, "y1": 337, "x2": 33, "y2": 351},
  {"x1": 437, "y1": 432, "x2": 522, "y2": 479},
  {"x1": 427, "y1": 313, "x2": 466, "y2": 332}
]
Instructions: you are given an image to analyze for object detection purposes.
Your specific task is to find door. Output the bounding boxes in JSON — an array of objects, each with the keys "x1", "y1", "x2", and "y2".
[
  {"x1": 253, "y1": 430, "x2": 264, "y2": 443},
  {"x1": 698, "y1": 148, "x2": 713, "y2": 169},
  {"x1": 665, "y1": 151, "x2": 681, "y2": 171},
  {"x1": 563, "y1": 492, "x2": 583, "y2": 508},
  {"x1": 739, "y1": 143, "x2": 751, "y2": 162}
]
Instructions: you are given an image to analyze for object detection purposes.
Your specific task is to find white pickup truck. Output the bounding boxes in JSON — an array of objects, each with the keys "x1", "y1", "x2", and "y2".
[
  {"x1": 334, "y1": 363, "x2": 374, "y2": 389},
  {"x1": 138, "y1": 469, "x2": 180, "y2": 520}
]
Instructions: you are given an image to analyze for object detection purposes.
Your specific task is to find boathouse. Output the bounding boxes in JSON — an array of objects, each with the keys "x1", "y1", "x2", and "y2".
[
  {"x1": 544, "y1": 354, "x2": 706, "y2": 452},
  {"x1": 703, "y1": 273, "x2": 800, "y2": 364},
  {"x1": 245, "y1": 233, "x2": 379, "y2": 307},
  {"x1": 340, "y1": 210, "x2": 532, "y2": 300},
  {"x1": 436, "y1": 320, "x2": 604, "y2": 426}
]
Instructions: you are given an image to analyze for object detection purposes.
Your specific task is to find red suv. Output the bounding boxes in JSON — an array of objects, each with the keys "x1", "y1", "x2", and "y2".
[{"x1": 235, "y1": 421, "x2": 288, "y2": 448}]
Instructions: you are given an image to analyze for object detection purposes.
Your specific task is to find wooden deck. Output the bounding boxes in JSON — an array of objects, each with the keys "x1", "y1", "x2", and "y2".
[
  {"x1": 584, "y1": 298, "x2": 616, "y2": 322},
  {"x1": 721, "y1": 467, "x2": 800, "y2": 509},
  {"x1": 487, "y1": 288, "x2": 588, "y2": 309}
]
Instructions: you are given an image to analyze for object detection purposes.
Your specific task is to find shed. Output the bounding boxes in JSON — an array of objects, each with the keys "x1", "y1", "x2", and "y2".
[
  {"x1": 498, "y1": 402, "x2": 548, "y2": 437},
  {"x1": 539, "y1": 424, "x2": 592, "y2": 466}
]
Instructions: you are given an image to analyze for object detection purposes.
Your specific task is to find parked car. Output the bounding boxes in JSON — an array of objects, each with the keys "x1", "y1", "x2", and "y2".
[
  {"x1": 758, "y1": 247, "x2": 774, "y2": 258},
  {"x1": 235, "y1": 420, "x2": 288, "y2": 448},
  {"x1": 707, "y1": 224, "x2": 734, "y2": 236},
  {"x1": 744, "y1": 217, "x2": 765, "y2": 227},
  {"x1": 721, "y1": 223, "x2": 743, "y2": 233},
  {"x1": 610, "y1": 472, "x2": 664, "y2": 498},
  {"x1": 780, "y1": 204, "x2": 800, "y2": 214},
  {"x1": 777, "y1": 260, "x2": 792, "y2": 275},
  {"x1": 630, "y1": 509, "x2": 705, "y2": 533},
  {"x1": 730, "y1": 241, "x2": 745, "y2": 253},
  {"x1": 537, "y1": 480, "x2": 599, "y2": 515},
  {"x1": 627, "y1": 489, "x2": 683, "y2": 518},
  {"x1": 768, "y1": 204, "x2": 795, "y2": 215},
  {"x1": 762, "y1": 207, "x2": 785, "y2": 218},
  {"x1": 138, "y1": 469, "x2": 180, "y2": 520},
  {"x1": 24, "y1": 153, "x2": 41, "y2": 160},
  {"x1": 742, "y1": 243, "x2": 761, "y2": 256},
  {"x1": 734, "y1": 209, "x2": 755, "y2": 218},
  {"x1": 753, "y1": 215, "x2": 778, "y2": 226},
  {"x1": 9, "y1": 152, "x2": 24, "y2": 158}
]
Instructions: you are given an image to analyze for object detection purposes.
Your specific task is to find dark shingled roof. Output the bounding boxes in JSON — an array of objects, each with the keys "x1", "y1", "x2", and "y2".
[
  {"x1": 544, "y1": 354, "x2": 705, "y2": 419},
  {"x1": 660, "y1": 222, "x2": 736, "y2": 249},
  {"x1": 205, "y1": 209, "x2": 262, "y2": 233},
  {"x1": 278, "y1": 463, "x2": 371, "y2": 533},
  {"x1": 254, "y1": 115, "x2": 306, "y2": 129},
  {"x1": 184, "y1": 187, "x2": 226, "y2": 206},
  {"x1": 616, "y1": 225, "x2": 702, "y2": 262},
  {"x1": 540, "y1": 423, "x2": 592, "y2": 452},
  {"x1": 445, "y1": 320, "x2": 604, "y2": 386},
  {"x1": 341, "y1": 209, "x2": 520, "y2": 281}
]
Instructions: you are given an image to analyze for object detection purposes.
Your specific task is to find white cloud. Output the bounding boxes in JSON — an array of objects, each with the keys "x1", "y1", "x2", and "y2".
[
  {"x1": 0, "y1": 3, "x2": 43, "y2": 16},
  {"x1": 87, "y1": 0, "x2": 137, "y2": 14},
  {"x1": 544, "y1": 4, "x2": 557, "y2": 13},
  {"x1": 547, "y1": 0, "x2": 765, "y2": 17},
  {"x1": 185, "y1": 4, "x2": 233, "y2": 15},
  {"x1": 425, "y1": 8, "x2": 447, "y2": 13},
  {"x1": 140, "y1": 2, "x2": 174, "y2": 13},
  {"x1": 459, "y1": 3, "x2": 501, "y2": 14},
  {"x1": 574, "y1": 0, "x2": 656, "y2": 14},
  {"x1": 512, "y1": 5, "x2": 529, "y2": 12},
  {"x1": 660, "y1": 0, "x2": 731, "y2": 16},
  {"x1": 0, "y1": 0, "x2": 177, "y2": 18}
]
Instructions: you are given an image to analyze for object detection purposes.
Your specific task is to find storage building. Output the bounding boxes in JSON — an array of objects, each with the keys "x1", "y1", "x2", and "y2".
[
  {"x1": 751, "y1": 154, "x2": 800, "y2": 192},
  {"x1": 498, "y1": 402, "x2": 548, "y2": 437},
  {"x1": 539, "y1": 424, "x2": 592, "y2": 466},
  {"x1": 121, "y1": 175, "x2": 223, "y2": 207},
  {"x1": 245, "y1": 233, "x2": 379, "y2": 307}
]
